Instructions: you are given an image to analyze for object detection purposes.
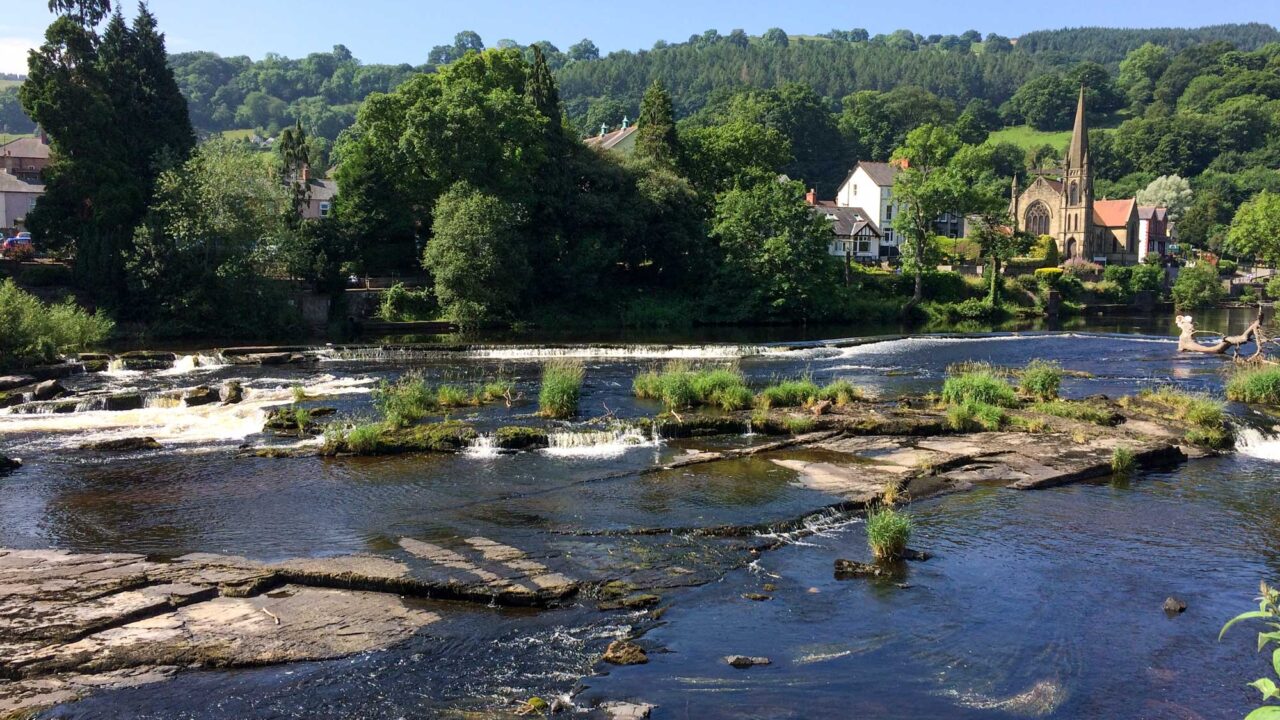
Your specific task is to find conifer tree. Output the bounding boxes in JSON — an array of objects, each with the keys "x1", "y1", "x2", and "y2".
[
  {"x1": 636, "y1": 79, "x2": 678, "y2": 168},
  {"x1": 526, "y1": 44, "x2": 562, "y2": 125}
]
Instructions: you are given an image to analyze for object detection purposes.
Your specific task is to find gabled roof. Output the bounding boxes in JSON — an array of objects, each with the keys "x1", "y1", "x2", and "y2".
[
  {"x1": 584, "y1": 124, "x2": 638, "y2": 151},
  {"x1": 1093, "y1": 198, "x2": 1136, "y2": 228},
  {"x1": 854, "y1": 161, "x2": 899, "y2": 187},
  {"x1": 814, "y1": 202, "x2": 882, "y2": 238},
  {"x1": 308, "y1": 178, "x2": 337, "y2": 201},
  {"x1": 0, "y1": 171, "x2": 43, "y2": 193},
  {"x1": 0, "y1": 137, "x2": 50, "y2": 161},
  {"x1": 1137, "y1": 206, "x2": 1167, "y2": 221}
]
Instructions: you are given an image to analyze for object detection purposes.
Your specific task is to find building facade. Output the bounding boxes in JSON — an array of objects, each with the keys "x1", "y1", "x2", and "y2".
[{"x1": 0, "y1": 136, "x2": 51, "y2": 184}]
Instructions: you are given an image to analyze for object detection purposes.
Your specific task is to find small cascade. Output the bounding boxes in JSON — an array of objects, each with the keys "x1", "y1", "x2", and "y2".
[
  {"x1": 162, "y1": 353, "x2": 229, "y2": 376},
  {"x1": 744, "y1": 419, "x2": 756, "y2": 437},
  {"x1": 543, "y1": 426, "x2": 659, "y2": 458},
  {"x1": 321, "y1": 343, "x2": 763, "y2": 363},
  {"x1": 103, "y1": 358, "x2": 142, "y2": 378},
  {"x1": 1235, "y1": 426, "x2": 1280, "y2": 461},
  {"x1": 465, "y1": 434, "x2": 502, "y2": 459}
]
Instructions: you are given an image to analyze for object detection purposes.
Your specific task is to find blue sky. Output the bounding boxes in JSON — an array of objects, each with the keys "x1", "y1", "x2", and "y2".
[{"x1": 2, "y1": 0, "x2": 1279, "y2": 73}]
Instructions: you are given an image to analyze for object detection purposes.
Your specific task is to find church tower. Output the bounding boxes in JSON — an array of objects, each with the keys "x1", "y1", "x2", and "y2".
[{"x1": 1060, "y1": 87, "x2": 1092, "y2": 259}]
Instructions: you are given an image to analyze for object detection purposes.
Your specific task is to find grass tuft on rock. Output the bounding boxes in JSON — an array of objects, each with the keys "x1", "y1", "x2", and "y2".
[
  {"x1": 866, "y1": 506, "x2": 913, "y2": 562},
  {"x1": 942, "y1": 368, "x2": 1020, "y2": 408},
  {"x1": 633, "y1": 363, "x2": 753, "y2": 412},
  {"x1": 1131, "y1": 387, "x2": 1231, "y2": 449},
  {"x1": 757, "y1": 379, "x2": 822, "y2": 409},
  {"x1": 1031, "y1": 399, "x2": 1120, "y2": 426},
  {"x1": 1111, "y1": 446, "x2": 1136, "y2": 477},
  {"x1": 1019, "y1": 360, "x2": 1062, "y2": 401},
  {"x1": 947, "y1": 399, "x2": 1007, "y2": 431},
  {"x1": 539, "y1": 360, "x2": 584, "y2": 419},
  {"x1": 1226, "y1": 365, "x2": 1280, "y2": 406}
]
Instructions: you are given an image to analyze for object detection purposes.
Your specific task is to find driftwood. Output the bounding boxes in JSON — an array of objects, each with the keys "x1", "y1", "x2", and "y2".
[{"x1": 1176, "y1": 306, "x2": 1274, "y2": 362}]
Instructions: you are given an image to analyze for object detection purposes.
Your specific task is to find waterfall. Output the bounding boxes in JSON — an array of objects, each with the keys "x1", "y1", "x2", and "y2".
[
  {"x1": 161, "y1": 353, "x2": 229, "y2": 376},
  {"x1": 1236, "y1": 427, "x2": 1280, "y2": 461},
  {"x1": 542, "y1": 426, "x2": 659, "y2": 458},
  {"x1": 321, "y1": 343, "x2": 763, "y2": 362},
  {"x1": 465, "y1": 434, "x2": 502, "y2": 459}
]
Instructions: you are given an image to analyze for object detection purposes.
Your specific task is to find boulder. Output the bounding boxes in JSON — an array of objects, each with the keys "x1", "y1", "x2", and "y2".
[
  {"x1": 602, "y1": 640, "x2": 648, "y2": 666},
  {"x1": 725, "y1": 655, "x2": 771, "y2": 668},
  {"x1": 812, "y1": 400, "x2": 833, "y2": 416},
  {"x1": 220, "y1": 381, "x2": 244, "y2": 404},
  {"x1": 32, "y1": 380, "x2": 66, "y2": 401},
  {"x1": 80, "y1": 437, "x2": 162, "y2": 452},
  {"x1": 741, "y1": 593, "x2": 772, "y2": 602},
  {"x1": 1163, "y1": 597, "x2": 1187, "y2": 615},
  {"x1": 0, "y1": 455, "x2": 20, "y2": 474},
  {"x1": 600, "y1": 702, "x2": 656, "y2": 720},
  {"x1": 0, "y1": 375, "x2": 35, "y2": 392},
  {"x1": 834, "y1": 559, "x2": 896, "y2": 579},
  {"x1": 598, "y1": 593, "x2": 661, "y2": 611},
  {"x1": 0, "y1": 393, "x2": 21, "y2": 409},
  {"x1": 182, "y1": 386, "x2": 219, "y2": 407},
  {"x1": 104, "y1": 393, "x2": 146, "y2": 412}
]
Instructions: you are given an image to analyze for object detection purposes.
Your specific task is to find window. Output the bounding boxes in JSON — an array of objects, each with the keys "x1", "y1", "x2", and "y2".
[
  {"x1": 1068, "y1": 181, "x2": 1079, "y2": 206},
  {"x1": 884, "y1": 205, "x2": 892, "y2": 221},
  {"x1": 856, "y1": 240, "x2": 871, "y2": 254},
  {"x1": 1025, "y1": 202, "x2": 1050, "y2": 236},
  {"x1": 319, "y1": 202, "x2": 331, "y2": 217}
]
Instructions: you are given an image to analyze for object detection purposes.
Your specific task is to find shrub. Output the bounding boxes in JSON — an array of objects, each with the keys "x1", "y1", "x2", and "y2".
[
  {"x1": 922, "y1": 272, "x2": 967, "y2": 303},
  {"x1": 1217, "y1": 258, "x2": 1238, "y2": 276},
  {"x1": 1227, "y1": 366, "x2": 1280, "y2": 405},
  {"x1": 1041, "y1": 235, "x2": 1059, "y2": 267},
  {"x1": 1062, "y1": 257, "x2": 1103, "y2": 276},
  {"x1": 1129, "y1": 264, "x2": 1164, "y2": 295},
  {"x1": 1085, "y1": 280, "x2": 1128, "y2": 302},
  {"x1": 1034, "y1": 267, "x2": 1064, "y2": 286},
  {"x1": 1268, "y1": 276, "x2": 1280, "y2": 301},
  {"x1": 377, "y1": 283, "x2": 437, "y2": 322},
  {"x1": 620, "y1": 296, "x2": 694, "y2": 329},
  {"x1": 1240, "y1": 285, "x2": 1260, "y2": 304},
  {"x1": 947, "y1": 399, "x2": 1007, "y2": 431},
  {"x1": 16, "y1": 263, "x2": 72, "y2": 287},
  {"x1": 942, "y1": 369, "x2": 1019, "y2": 408},
  {"x1": 1171, "y1": 264, "x2": 1226, "y2": 309},
  {"x1": 539, "y1": 360, "x2": 584, "y2": 419},
  {"x1": 866, "y1": 507, "x2": 912, "y2": 561},
  {"x1": 374, "y1": 372, "x2": 436, "y2": 428},
  {"x1": 0, "y1": 279, "x2": 114, "y2": 371},
  {"x1": 758, "y1": 379, "x2": 821, "y2": 408},
  {"x1": 1103, "y1": 265, "x2": 1133, "y2": 288},
  {"x1": 1014, "y1": 274, "x2": 1039, "y2": 292},
  {"x1": 927, "y1": 298, "x2": 1006, "y2": 322},
  {"x1": 1111, "y1": 446, "x2": 1136, "y2": 477},
  {"x1": 1019, "y1": 360, "x2": 1062, "y2": 401}
]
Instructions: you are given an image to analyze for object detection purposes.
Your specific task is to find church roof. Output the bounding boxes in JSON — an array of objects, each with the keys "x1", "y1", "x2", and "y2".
[
  {"x1": 584, "y1": 124, "x2": 638, "y2": 151},
  {"x1": 1066, "y1": 86, "x2": 1088, "y2": 170},
  {"x1": 1093, "y1": 198, "x2": 1136, "y2": 228},
  {"x1": 1138, "y1": 206, "x2": 1167, "y2": 221}
]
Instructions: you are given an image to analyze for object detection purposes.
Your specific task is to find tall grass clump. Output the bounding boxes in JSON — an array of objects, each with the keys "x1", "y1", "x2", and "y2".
[
  {"x1": 1134, "y1": 386, "x2": 1230, "y2": 448},
  {"x1": 1226, "y1": 365, "x2": 1280, "y2": 406},
  {"x1": 757, "y1": 378, "x2": 821, "y2": 409},
  {"x1": 633, "y1": 363, "x2": 752, "y2": 411},
  {"x1": 819, "y1": 379, "x2": 864, "y2": 405},
  {"x1": 1032, "y1": 400, "x2": 1118, "y2": 426},
  {"x1": 539, "y1": 360, "x2": 584, "y2": 419},
  {"x1": 435, "y1": 384, "x2": 471, "y2": 408},
  {"x1": 0, "y1": 279, "x2": 114, "y2": 371},
  {"x1": 373, "y1": 372, "x2": 435, "y2": 428},
  {"x1": 866, "y1": 506, "x2": 913, "y2": 561},
  {"x1": 947, "y1": 400, "x2": 1007, "y2": 431},
  {"x1": 941, "y1": 367, "x2": 1019, "y2": 408},
  {"x1": 476, "y1": 379, "x2": 515, "y2": 404},
  {"x1": 1111, "y1": 446, "x2": 1136, "y2": 477},
  {"x1": 1019, "y1": 360, "x2": 1062, "y2": 401}
]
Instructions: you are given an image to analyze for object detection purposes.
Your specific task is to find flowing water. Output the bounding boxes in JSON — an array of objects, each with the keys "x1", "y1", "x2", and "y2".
[{"x1": 6, "y1": 309, "x2": 1280, "y2": 719}]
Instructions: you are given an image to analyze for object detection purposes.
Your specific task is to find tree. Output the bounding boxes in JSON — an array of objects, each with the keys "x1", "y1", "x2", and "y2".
[
  {"x1": 48, "y1": 0, "x2": 111, "y2": 27},
  {"x1": 1136, "y1": 175, "x2": 1193, "y2": 221},
  {"x1": 568, "y1": 38, "x2": 599, "y2": 62},
  {"x1": 970, "y1": 211, "x2": 1033, "y2": 304},
  {"x1": 1117, "y1": 42, "x2": 1170, "y2": 109},
  {"x1": 681, "y1": 120, "x2": 791, "y2": 195},
  {"x1": 891, "y1": 124, "x2": 968, "y2": 305},
  {"x1": 423, "y1": 182, "x2": 529, "y2": 325},
  {"x1": 762, "y1": 28, "x2": 789, "y2": 47},
  {"x1": 526, "y1": 44, "x2": 561, "y2": 124},
  {"x1": 710, "y1": 179, "x2": 834, "y2": 320},
  {"x1": 636, "y1": 79, "x2": 678, "y2": 168},
  {"x1": 1007, "y1": 73, "x2": 1076, "y2": 130},
  {"x1": 1171, "y1": 262, "x2": 1225, "y2": 309},
  {"x1": 1225, "y1": 190, "x2": 1280, "y2": 265}
]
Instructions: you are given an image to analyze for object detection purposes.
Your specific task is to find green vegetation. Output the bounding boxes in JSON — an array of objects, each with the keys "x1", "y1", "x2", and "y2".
[
  {"x1": 1019, "y1": 360, "x2": 1063, "y2": 401},
  {"x1": 377, "y1": 284, "x2": 437, "y2": 322},
  {"x1": 1032, "y1": 400, "x2": 1120, "y2": 426},
  {"x1": 757, "y1": 379, "x2": 822, "y2": 409},
  {"x1": 539, "y1": 361, "x2": 584, "y2": 419},
  {"x1": 371, "y1": 371, "x2": 514, "y2": 427},
  {"x1": 1129, "y1": 386, "x2": 1230, "y2": 449},
  {"x1": 0, "y1": 280, "x2": 114, "y2": 371},
  {"x1": 783, "y1": 416, "x2": 817, "y2": 434},
  {"x1": 1111, "y1": 446, "x2": 1136, "y2": 477},
  {"x1": 1172, "y1": 264, "x2": 1227, "y2": 310},
  {"x1": 633, "y1": 364, "x2": 753, "y2": 412},
  {"x1": 985, "y1": 125, "x2": 1073, "y2": 151},
  {"x1": 323, "y1": 419, "x2": 479, "y2": 456},
  {"x1": 1219, "y1": 581, "x2": 1280, "y2": 718},
  {"x1": 947, "y1": 400, "x2": 1008, "y2": 432},
  {"x1": 942, "y1": 366, "x2": 1020, "y2": 408},
  {"x1": 1267, "y1": 277, "x2": 1280, "y2": 301},
  {"x1": 866, "y1": 506, "x2": 913, "y2": 562},
  {"x1": 1226, "y1": 365, "x2": 1280, "y2": 405}
]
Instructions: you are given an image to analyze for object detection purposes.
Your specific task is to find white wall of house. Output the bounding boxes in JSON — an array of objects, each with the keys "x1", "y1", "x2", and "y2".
[
  {"x1": 828, "y1": 235, "x2": 878, "y2": 259},
  {"x1": 836, "y1": 166, "x2": 898, "y2": 249},
  {"x1": 1, "y1": 192, "x2": 40, "y2": 231}
]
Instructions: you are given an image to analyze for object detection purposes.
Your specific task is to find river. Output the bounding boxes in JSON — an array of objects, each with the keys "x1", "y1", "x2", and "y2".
[{"x1": 4, "y1": 309, "x2": 1279, "y2": 719}]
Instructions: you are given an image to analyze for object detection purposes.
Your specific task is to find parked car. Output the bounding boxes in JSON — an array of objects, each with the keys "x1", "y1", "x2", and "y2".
[{"x1": 1, "y1": 234, "x2": 34, "y2": 260}]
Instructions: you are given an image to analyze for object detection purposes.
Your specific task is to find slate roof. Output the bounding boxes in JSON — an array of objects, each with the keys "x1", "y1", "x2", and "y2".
[
  {"x1": 856, "y1": 161, "x2": 899, "y2": 186},
  {"x1": 814, "y1": 202, "x2": 881, "y2": 237},
  {"x1": 308, "y1": 178, "x2": 337, "y2": 201},
  {"x1": 1137, "y1": 206, "x2": 1167, "y2": 221},
  {"x1": 0, "y1": 137, "x2": 50, "y2": 161}
]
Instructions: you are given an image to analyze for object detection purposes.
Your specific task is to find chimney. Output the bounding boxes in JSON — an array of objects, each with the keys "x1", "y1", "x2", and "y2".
[
  {"x1": 38, "y1": 128, "x2": 49, "y2": 146},
  {"x1": 301, "y1": 163, "x2": 310, "y2": 183},
  {"x1": 805, "y1": 188, "x2": 816, "y2": 205}
]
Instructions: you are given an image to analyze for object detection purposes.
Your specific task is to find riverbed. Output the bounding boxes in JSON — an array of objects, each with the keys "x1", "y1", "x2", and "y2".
[{"x1": 3, "y1": 311, "x2": 1278, "y2": 719}]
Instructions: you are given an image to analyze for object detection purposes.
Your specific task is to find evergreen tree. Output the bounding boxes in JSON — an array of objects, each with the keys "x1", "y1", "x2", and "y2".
[
  {"x1": 636, "y1": 79, "x2": 678, "y2": 168},
  {"x1": 526, "y1": 44, "x2": 562, "y2": 124}
]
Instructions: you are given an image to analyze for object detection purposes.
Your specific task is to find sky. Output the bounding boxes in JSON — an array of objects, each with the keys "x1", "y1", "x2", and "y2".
[{"x1": 2, "y1": 0, "x2": 1279, "y2": 74}]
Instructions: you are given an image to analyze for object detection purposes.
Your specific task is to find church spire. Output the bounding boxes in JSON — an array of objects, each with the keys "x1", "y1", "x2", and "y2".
[{"x1": 1067, "y1": 86, "x2": 1088, "y2": 170}]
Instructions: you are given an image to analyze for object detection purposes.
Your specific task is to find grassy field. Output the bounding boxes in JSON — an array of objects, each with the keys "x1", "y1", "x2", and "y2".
[
  {"x1": 219, "y1": 128, "x2": 259, "y2": 140},
  {"x1": 987, "y1": 126, "x2": 1075, "y2": 151},
  {"x1": 0, "y1": 79, "x2": 21, "y2": 90}
]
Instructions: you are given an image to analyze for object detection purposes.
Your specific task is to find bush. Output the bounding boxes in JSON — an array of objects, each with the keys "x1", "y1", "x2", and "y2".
[
  {"x1": 1034, "y1": 267, "x2": 1064, "y2": 285},
  {"x1": 0, "y1": 279, "x2": 114, "y2": 371},
  {"x1": 927, "y1": 298, "x2": 1006, "y2": 322},
  {"x1": 1062, "y1": 257, "x2": 1103, "y2": 276},
  {"x1": 1103, "y1": 265, "x2": 1133, "y2": 288},
  {"x1": 1217, "y1": 259, "x2": 1238, "y2": 276},
  {"x1": 1111, "y1": 446, "x2": 1136, "y2": 477},
  {"x1": 539, "y1": 360, "x2": 584, "y2": 419},
  {"x1": 942, "y1": 368, "x2": 1019, "y2": 408},
  {"x1": 1019, "y1": 360, "x2": 1062, "y2": 401},
  {"x1": 1128, "y1": 264, "x2": 1164, "y2": 295},
  {"x1": 947, "y1": 399, "x2": 1007, "y2": 431},
  {"x1": 866, "y1": 507, "x2": 912, "y2": 561},
  {"x1": 1268, "y1": 276, "x2": 1280, "y2": 301},
  {"x1": 620, "y1": 296, "x2": 693, "y2": 329},
  {"x1": 758, "y1": 378, "x2": 822, "y2": 408},
  {"x1": 377, "y1": 283, "x2": 437, "y2": 322},
  {"x1": 1040, "y1": 235, "x2": 1059, "y2": 267},
  {"x1": 1226, "y1": 365, "x2": 1280, "y2": 405},
  {"x1": 1014, "y1": 274, "x2": 1039, "y2": 292},
  {"x1": 16, "y1": 263, "x2": 73, "y2": 287},
  {"x1": 922, "y1": 272, "x2": 968, "y2": 303},
  {"x1": 1172, "y1": 264, "x2": 1226, "y2": 309},
  {"x1": 1240, "y1": 285, "x2": 1260, "y2": 304},
  {"x1": 1085, "y1": 280, "x2": 1128, "y2": 302}
]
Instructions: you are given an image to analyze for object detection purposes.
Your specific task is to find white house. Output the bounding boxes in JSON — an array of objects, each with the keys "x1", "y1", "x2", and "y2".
[
  {"x1": 835, "y1": 161, "x2": 901, "y2": 257},
  {"x1": 808, "y1": 196, "x2": 883, "y2": 261}
]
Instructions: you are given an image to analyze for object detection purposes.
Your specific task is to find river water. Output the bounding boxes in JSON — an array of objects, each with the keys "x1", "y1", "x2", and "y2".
[{"x1": 5, "y1": 310, "x2": 1280, "y2": 719}]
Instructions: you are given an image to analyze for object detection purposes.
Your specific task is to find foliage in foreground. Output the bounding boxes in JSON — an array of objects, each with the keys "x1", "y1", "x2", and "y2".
[
  {"x1": 1128, "y1": 386, "x2": 1230, "y2": 448},
  {"x1": 1019, "y1": 360, "x2": 1062, "y2": 402},
  {"x1": 0, "y1": 280, "x2": 114, "y2": 371},
  {"x1": 1227, "y1": 366, "x2": 1280, "y2": 406},
  {"x1": 941, "y1": 367, "x2": 1020, "y2": 408},
  {"x1": 539, "y1": 361, "x2": 584, "y2": 419},
  {"x1": 1219, "y1": 581, "x2": 1280, "y2": 719},
  {"x1": 633, "y1": 364, "x2": 753, "y2": 411},
  {"x1": 866, "y1": 506, "x2": 913, "y2": 562},
  {"x1": 1171, "y1": 263, "x2": 1226, "y2": 310}
]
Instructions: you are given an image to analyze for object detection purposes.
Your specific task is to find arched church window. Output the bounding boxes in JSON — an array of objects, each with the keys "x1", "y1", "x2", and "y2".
[
  {"x1": 1066, "y1": 237, "x2": 1077, "y2": 259},
  {"x1": 1069, "y1": 181, "x2": 1079, "y2": 206},
  {"x1": 1025, "y1": 202, "x2": 1050, "y2": 237}
]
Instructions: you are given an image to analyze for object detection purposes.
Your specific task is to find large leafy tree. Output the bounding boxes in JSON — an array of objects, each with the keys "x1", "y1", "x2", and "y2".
[
  {"x1": 891, "y1": 124, "x2": 969, "y2": 305},
  {"x1": 1224, "y1": 190, "x2": 1280, "y2": 264},
  {"x1": 1136, "y1": 175, "x2": 1193, "y2": 221},
  {"x1": 48, "y1": 0, "x2": 111, "y2": 26}
]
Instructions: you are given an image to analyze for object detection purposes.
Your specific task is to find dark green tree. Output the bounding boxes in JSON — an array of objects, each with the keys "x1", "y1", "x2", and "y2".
[
  {"x1": 636, "y1": 79, "x2": 678, "y2": 168},
  {"x1": 48, "y1": 0, "x2": 111, "y2": 26}
]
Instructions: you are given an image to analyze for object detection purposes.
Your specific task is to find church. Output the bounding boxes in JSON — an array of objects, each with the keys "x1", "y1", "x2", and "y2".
[{"x1": 1010, "y1": 88, "x2": 1154, "y2": 265}]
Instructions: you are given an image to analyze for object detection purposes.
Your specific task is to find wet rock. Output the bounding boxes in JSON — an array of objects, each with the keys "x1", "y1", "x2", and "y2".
[
  {"x1": 600, "y1": 701, "x2": 656, "y2": 719},
  {"x1": 242, "y1": 352, "x2": 304, "y2": 366},
  {"x1": 80, "y1": 359, "x2": 109, "y2": 373},
  {"x1": 725, "y1": 655, "x2": 771, "y2": 668},
  {"x1": 115, "y1": 351, "x2": 177, "y2": 371},
  {"x1": 0, "y1": 456, "x2": 19, "y2": 474},
  {"x1": 32, "y1": 380, "x2": 66, "y2": 401},
  {"x1": 0, "y1": 392, "x2": 21, "y2": 409},
  {"x1": 812, "y1": 400, "x2": 832, "y2": 416},
  {"x1": 27, "y1": 364, "x2": 80, "y2": 381},
  {"x1": 741, "y1": 593, "x2": 771, "y2": 602},
  {"x1": 0, "y1": 375, "x2": 36, "y2": 392},
  {"x1": 103, "y1": 393, "x2": 145, "y2": 412},
  {"x1": 220, "y1": 381, "x2": 244, "y2": 404},
  {"x1": 182, "y1": 386, "x2": 219, "y2": 407},
  {"x1": 264, "y1": 407, "x2": 335, "y2": 434},
  {"x1": 1163, "y1": 597, "x2": 1187, "y2": 615},
  {"x1": 494, "y1": 426, "x2": 550, "y2": 451},
  {"x1": 598, "y1": 593, "x2": 661, "y2": 611},
  {"x1": 603, "y1": 640, "x2": 648, "y2": 666},
  {"x1": 77, "y1": 353, "x2": 110, "y2": 362},
  {"x1": 80, "y1": 437, "x2": 162, "y2": 452},
  {"x1": 901, "y1": 548, "x2": 930, "y2": 561},
  {"x1": 325, "y1": 421, "x2": 479, "y2": 456},
  {"x1": 833, "y1": 559, "x2": 899, "y2": 579}
]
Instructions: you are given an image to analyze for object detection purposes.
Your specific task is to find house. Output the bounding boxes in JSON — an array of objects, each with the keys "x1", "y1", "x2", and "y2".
[
  {"x1": 1136, "y1": 206, "x2": 1171, "y2": 259},
  {"x1": 0, "y1": 170, "x2": 44, "y2": 234},
  {"x1": 1010, "y1": 88, "x2": 1157, "y2": 265},
  {"x1": 583, "y1": 119, "x2": 638, "y2": 155},
  {"x1": 808, "y1": 193, "x2": 883, "y2": 261},
  {"x1": 0, "y1": 135, "x2": 51, "y2": 183},
  {"x1": 835, "y1": 161, "x2": 901, "y2": 256},
  {"x1": 302, "y1": 178, "x2": 337, "y2": 219}
]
